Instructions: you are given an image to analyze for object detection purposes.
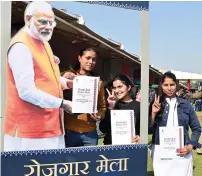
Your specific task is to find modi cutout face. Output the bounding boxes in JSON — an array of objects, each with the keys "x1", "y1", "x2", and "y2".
[{"x1": 29, "y1": 9, "x2": 56, "y2": 42}]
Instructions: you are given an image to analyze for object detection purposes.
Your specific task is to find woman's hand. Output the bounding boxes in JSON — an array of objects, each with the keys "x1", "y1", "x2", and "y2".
[
  {"x1": 90, "y1": 113, "x2": 102, "y2": 121},
  {"x1": 177, "y1": 144, "x2": 193, "y2": 157},
  {"x1": 106, "y1": 88, "x2": 116, "y2": 109},
  {"x1": 131, "y1": 135, "x2": 140, "y2": 144},
  {"x1": 63, "y1": 71, "x2": 76, "y2": 80},
  {"x1": 60, "y1": 77, "x2": 73, "y2": 90},
  {"x1": 62, "y1": 71, "x2": 76, "y2": 89},
  {"x1": 152, "y1": 94, "x2": 161, "y2": 114}
]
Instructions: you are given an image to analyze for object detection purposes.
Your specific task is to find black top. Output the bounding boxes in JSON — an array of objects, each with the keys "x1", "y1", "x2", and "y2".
[{"x1": 99, "y1": 100, "x2": 140, "y2": 145}]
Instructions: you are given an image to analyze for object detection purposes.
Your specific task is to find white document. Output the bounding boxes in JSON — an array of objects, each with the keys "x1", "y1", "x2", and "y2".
[
  {"x1": 159, "y1": 126, "x2": 184, "y2": 159},
  {"x1": 111, "y1": 110, "x2": 135, "y2": 145},
  {"x1": 72, "y1": 76, "x2": 100, "y2": 113}
]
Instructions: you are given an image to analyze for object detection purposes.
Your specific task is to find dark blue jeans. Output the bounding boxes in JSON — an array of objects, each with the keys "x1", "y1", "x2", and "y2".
[{"x1": 64, "y1": 130, "x2": 98, "y2": 147}]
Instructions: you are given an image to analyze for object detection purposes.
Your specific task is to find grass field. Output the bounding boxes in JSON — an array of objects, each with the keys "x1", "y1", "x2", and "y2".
[{"x1": 98, "y1": 112, "x2": 202, "y2": 176}]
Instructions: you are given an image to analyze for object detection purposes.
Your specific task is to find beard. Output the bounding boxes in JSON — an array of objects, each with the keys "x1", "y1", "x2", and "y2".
[
  {"x1": 30, "y1": 19, "x2": 53, "y2": 42},
  {"x1": 38, "y1": 30, "x2": 52, "y2": 42}
]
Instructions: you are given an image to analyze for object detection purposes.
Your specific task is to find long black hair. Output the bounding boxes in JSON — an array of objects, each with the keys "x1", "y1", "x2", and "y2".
[
  {"x1": 71, "y1": 48, "x2": 98, "y2": 76},
  {"x1": 110, "y1": 74, "x2": 137, "y2": 100}
]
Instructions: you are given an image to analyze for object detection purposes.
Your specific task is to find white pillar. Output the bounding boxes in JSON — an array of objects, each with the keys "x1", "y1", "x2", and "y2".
[
  {"x1": 0, "y1": 1, "x2": 12, "y2": 151},
  {"x1": 140, "y1": 10, "x2": 149, "y2": 144}
]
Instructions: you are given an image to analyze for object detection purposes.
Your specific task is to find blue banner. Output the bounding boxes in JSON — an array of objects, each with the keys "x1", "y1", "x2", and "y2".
[
  {"x1": 1, "y1": 144, "x2": 148, "y2": 176},
  {"x1": 83, "y1": 1, "x2": 149, "y2": 11}
]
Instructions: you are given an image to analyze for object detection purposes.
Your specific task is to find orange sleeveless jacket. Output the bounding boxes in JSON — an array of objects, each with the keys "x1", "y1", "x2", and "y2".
[{"x1": 4, "y1": 28, "x2": 64, "y2": 138}]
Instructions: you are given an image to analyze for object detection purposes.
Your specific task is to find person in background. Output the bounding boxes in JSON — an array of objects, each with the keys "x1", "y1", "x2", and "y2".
[
  {"x1": 62, "y1": 48, "x2": 106, "y2": 147},
  {"x1": 192, "y1": 88, "x2": 202, "y2": 100},
  {"x1": 149, "y1": 88, "x2": 156, "y2": 103},
  {"x1": 136, "y1": 90, "x2": 141, "y2": 102},
  {"x1": 99, "y1": 74, "x2": 140, "y2": 145},
  {"x1": 178, "y1": 88, "x2": 191, "y2": 101},
  {"x1": 149, "y1": 71, "x2": 201, "y2": 176},
  {"x1": 4, "y1": 1, "x2": 72, "y2": 151},
  {"x1": 192, "y1": 87, "x2": 202, "y2": 111},
  {"x1": 196, "y1": 114, "x2": 202, "y2": 155}
]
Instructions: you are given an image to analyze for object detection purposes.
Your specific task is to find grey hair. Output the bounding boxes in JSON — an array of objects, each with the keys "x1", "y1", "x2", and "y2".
[{"x1": 24, "y1": 1, "x2": 54, "y2": 22}]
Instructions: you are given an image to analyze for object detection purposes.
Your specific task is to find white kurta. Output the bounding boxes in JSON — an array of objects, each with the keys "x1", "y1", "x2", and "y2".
[
  {"x1": 152, "y1": 98, "x2": 193, "y2": 176},
  {"x1": 4, "y1": 27, "x2": 67, "y2": 151},
  {"x1": 4, "y1": 134, "x2": 65, "y2": 151}
]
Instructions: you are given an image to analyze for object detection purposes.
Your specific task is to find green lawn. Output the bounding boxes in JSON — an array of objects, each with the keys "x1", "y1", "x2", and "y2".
[{"x1": 98, "y1": 112, "x2": 202, "y2": 176}]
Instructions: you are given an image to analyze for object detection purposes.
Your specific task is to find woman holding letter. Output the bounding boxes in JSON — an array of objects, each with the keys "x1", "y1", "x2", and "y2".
[
  {"x1": 100, "y1": 74, "x2": 140, "y2": 145},
  {"x1": 62, "y1": 48, "x2": 106, "y2": 147},
  {"x1": 150, "y1": 72, "x2": 201, "y2": 176}
]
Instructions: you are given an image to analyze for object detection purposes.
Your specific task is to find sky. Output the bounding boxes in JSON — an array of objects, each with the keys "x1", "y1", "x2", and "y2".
[{"x1": 50, "y1": 1, "x2": 202, "y2": 74}]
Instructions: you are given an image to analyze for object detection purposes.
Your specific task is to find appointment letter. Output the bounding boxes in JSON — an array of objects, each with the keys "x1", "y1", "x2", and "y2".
[{"x1": 72, "y1": 76, "x2": 100, "y2": 113}]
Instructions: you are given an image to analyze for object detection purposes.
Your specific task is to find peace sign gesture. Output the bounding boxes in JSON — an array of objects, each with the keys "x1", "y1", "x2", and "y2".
[
  {"x1": 152, "y1": 94, "x2": 161, "y2": 114},
  {"x1": 106, "y1": 88, "x2": 116, "y2": 109}
]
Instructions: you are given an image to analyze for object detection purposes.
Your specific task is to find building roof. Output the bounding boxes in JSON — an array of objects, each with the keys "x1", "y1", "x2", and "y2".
[
  {"x1": 11, "y1": 1, "x2": 164, "y2": 82},
  {"x1": 16, "y1": 1, "x2": 162, "y2": 76},
  {"x1": 12, "y1": 1, "x2": 190, "y2": 90},
  {"x1": 157, "y1": 68, "x2": 202, "y2": 80}
]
